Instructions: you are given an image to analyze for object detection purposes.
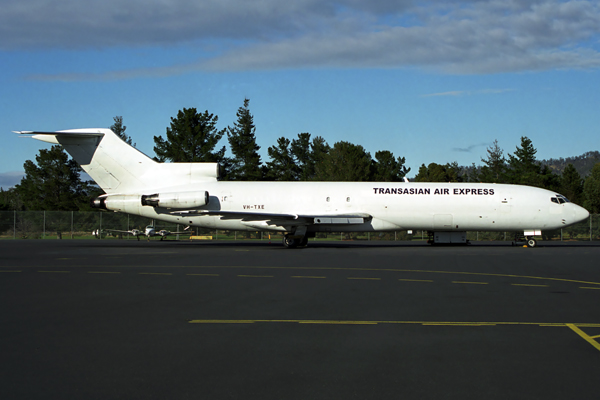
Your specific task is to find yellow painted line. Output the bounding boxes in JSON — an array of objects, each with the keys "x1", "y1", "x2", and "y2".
[
  {"x1": 452, "y1": 281, "x2": 488, "y2": 285},
  {"x1": 291, "y1": 276, "x2": 326, "y2": 279},
  {"x1": 580, "y1": 287, "x2": 600, "y2": 290},
  {"x1": 33, "y1": 263, "x2": 600, "y2": 287},
  {"x1": 347, "y1": 277, "x2": 381, "y2": 281},
  {"x1": 138, "y1": 272, "x2": 172, "y2": 275},
  {"x1": 590, "y1": 335, "x2": 600, "y2": 339},
  {"x1": 0, "y1": 270, "x2": 21, "y2": 273},
  {"x1": 237, "y1": 274, "x2": 273, "y2": 278},
  {"x1": 38, "y1": 270, "x2": 70, "y2": 273},
  {"x1": 511, "y1": 284, "x2": 549, "y2": 287},
  {"x1": 188, "y1": 319, "x2": 600, "y2": 327},
  {"x1": 190, "y1": 320, "x2": 255, "y2": 324},
  {"x1": 172, "y1": 265, "x2": 600, "y2": 287},
  {"x1": 398, "y1": 278, "x2": 433, "y2": 282},
  {"x1": 566, "y1": 324, "x2": 600, "y2": 352},
  {"x1": 187, "y1": 273, "x2": 220, "y2": 276},
  {"x1": 422, "y1": 322, "x2": 496, "y2": 326},
  {"x1": 299, "y1": 320, "x2": 378, "y2": 325},
  {"x1": 88, "y1": 271, "x2": 121, "y2": 274}
]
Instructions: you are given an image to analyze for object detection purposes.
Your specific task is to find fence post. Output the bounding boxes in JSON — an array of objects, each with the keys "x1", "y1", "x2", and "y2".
[
  {"x1": 13, "y1": 210, "x2": 16, "y2": 239},
  {"x1": 99, "y1": 211, "x2": 102, "y2": 239},
  {"x1": 43, "y1": 210, "x2": 46, "y2": 239},
  {"x1": 71, "y1": 211, "x2": 74, "y2": 239}
]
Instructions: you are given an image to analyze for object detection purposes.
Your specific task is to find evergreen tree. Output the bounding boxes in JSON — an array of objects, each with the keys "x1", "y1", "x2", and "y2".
[
  {"x1": 371, "y1": 150, "x2": 410, "y2": 181},
  {"x1": 288, "y1": 133, "x2": 331, "y2": 181},
  {"x1": 290, "y1": 133, "x2": 313, "y2": 181},
  {"x1": 559, "y1": 163, "x2": 584, "y2": 205},
  {"x1": 306, "y1": 136, "x2": 330, "y2": 181},
  {"x1": 0, "y1": 188, "x2": 23, "y2": 210},
  {"x1": 414, "y1": 163, "x2": 461, "y2": 182},
  {"x1": 227, "y1": 99, "x2": 262, "y2": 180},
  {"x1": 506, "y1": 136, "x2": 542, "y2": 186},
  {"x1": 314, "y1": 141, "x2": 371, "y2": 181},
  {"x1": 153, "y1": 108, "x2": 226, "y2": 164},
  {"x1": 15, "y1": 146, "x2": 95, "y2": 210},
  {"x1": 478, "y1": 139, "x2": 506, "y2": 183},
  {"x1": 583, "y1": 163, "x2": 600, "y2": 213},
  {"x1": 110, "y1": 116, "x2": 135, "y2": 147},
  {"x1": 265, "y1": 137, "x2": 299, "y2": 181}
]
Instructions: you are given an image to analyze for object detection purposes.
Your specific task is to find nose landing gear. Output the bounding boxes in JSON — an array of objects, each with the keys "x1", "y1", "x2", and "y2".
[{"x1": 513, "y1": 233, "x2": 538, "y2": 248}]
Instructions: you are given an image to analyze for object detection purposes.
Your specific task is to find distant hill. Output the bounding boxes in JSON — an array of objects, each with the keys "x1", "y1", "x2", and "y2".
[{"x1": 540, "y1": 151, "x2": 600, "y2": 177}]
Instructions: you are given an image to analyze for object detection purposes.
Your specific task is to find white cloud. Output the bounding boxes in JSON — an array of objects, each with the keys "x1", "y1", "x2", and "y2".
[
  {"x1": 421, "y1": 89, "x2": 515, "y2": 97},
  {"x1": 0, "y1": 171, "x2": 24, "y2": 190},
  {"x1": 9, "y1": 0, "x2": 600, "y2": 78}
]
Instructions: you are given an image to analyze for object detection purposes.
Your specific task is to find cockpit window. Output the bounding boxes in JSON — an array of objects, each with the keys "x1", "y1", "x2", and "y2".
[{"x1": 551, "y1": 195, "x2": 570, "y2": 204}]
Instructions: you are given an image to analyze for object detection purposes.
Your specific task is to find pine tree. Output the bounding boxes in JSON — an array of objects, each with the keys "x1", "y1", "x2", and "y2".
[
  {"x1": 110, "y1": 116, "x2": 135, "y2": 147},
  {"x1": 314, "y1": 141, "x2": 371, "y2": 181},
  {"x1": 478, "y1": 139, "x2": 506, "y2": 183},
  {"x1": 265, "y1": 137, "x2": 299, "y2": 181},
  {"x1": 15, "y1": 146, "x2": 95, "y2": 210},
  {"x1": 153, "y1": 108, "x2": 226, "y2": 164},
  {"x1": 414, "y1": 163, "x2": 460, "y2": 182},
  {"x1": 227, "y1": 99, "x2": 262, "y2": 180},
  {"x1": 559, "y1": 163, "x2": 584, "y2": 205},
  {"x1": 371, "y1": 150, "x2": 410, "y2": 181},
  {"x1": 506, "y1": 136, "x2": 542, "y2": 186},
  {"x1": 583, "y1": 163, "x2": 600, "y2": 213}
]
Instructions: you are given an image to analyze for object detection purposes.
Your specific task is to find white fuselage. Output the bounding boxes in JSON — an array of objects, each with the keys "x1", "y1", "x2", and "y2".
[{"x1": 113, "y1": 181, "x2": 588, "y2": 234}]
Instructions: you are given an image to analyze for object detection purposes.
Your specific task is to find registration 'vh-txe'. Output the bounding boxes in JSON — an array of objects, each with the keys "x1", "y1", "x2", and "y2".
[{"x1": 17, "y1": 129, "x2": 589, "y2": 248}]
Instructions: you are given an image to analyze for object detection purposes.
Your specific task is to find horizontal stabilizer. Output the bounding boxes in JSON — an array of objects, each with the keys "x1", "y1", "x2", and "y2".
[{"x1": 15, "y1": 130, "x2": 105, "y2": 137}]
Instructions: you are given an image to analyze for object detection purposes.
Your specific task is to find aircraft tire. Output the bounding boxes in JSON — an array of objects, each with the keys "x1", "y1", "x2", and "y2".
[
  {"x1": 283, "y1": 235, "x2": 299, "y2": 248},
  {"x1": 527, "y1": 238, "x2": 537, "y2": 248}
]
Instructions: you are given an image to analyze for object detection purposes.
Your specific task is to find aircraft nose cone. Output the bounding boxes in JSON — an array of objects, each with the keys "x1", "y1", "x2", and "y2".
[{"x1": 573, "y1": 204, "x2": 590, "y2": 223}]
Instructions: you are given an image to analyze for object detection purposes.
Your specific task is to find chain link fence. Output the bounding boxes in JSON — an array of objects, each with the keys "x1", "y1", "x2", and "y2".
[{"x1": 0, "y1": 211, "x2": 598, "y2": 242}]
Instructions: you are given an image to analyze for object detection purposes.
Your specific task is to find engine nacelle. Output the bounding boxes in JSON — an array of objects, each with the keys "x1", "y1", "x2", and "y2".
[
  {"x1": 91, "y1": 195, "x2": 142, "y2": 212},
  {"x1": 141, "y1": 191, "x2": 209, "y2": 209}
]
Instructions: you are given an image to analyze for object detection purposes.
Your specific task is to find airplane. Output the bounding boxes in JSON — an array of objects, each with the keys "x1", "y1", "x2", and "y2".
[
  {"x1": 105, "y1": 225, "x2": 192, "y2": 241},
  {"x1": 16, "y1": 128, "x2": 589, "y2": 248}
]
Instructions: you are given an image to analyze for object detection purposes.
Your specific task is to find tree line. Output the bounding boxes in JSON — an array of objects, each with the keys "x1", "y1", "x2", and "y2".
[{"x1": 1, "y1": 98, "x2": 599, "y2": 214}]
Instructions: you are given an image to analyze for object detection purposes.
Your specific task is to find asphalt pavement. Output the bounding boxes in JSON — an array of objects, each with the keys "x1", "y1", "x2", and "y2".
[{"x1": 1, "y1": 239, "x2": 599, "y2": 399}]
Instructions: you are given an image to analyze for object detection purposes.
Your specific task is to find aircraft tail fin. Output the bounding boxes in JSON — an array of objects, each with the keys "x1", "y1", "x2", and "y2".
[{"x1": 17, "y1": 129, "x2": 219, "y2": 194}]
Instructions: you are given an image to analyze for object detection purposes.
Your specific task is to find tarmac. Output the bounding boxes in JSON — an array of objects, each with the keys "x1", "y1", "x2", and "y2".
[{"x1": 1, "y1": 239, "x2": 600, "y2": 399}]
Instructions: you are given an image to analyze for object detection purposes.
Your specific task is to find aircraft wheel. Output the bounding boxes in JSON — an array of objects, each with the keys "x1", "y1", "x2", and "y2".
[
  {"x1": 527, "y1": 238, "x2": 537, "y2": 248},
  {"x1": 283, "y1": 235, "x2": 305, "y2": 248},
  {"x1": 283, "y1": 235, "x2": 298, "y2": 248}
]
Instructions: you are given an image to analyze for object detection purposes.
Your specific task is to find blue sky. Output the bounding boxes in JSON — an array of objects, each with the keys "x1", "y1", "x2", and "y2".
[{"x1": 2, "y1": 0, "x2": 600, "y2": 189}]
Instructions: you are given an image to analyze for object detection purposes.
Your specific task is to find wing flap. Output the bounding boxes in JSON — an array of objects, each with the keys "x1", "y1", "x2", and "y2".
[{"x1": 170, "y1": 210, "x2": 370, "y2": 224}]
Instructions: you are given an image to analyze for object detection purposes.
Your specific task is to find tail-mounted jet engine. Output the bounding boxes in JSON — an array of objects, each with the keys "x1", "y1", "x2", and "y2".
[
  {"x1": 91, "y1": 194, "x2": 142, "y2": 212},
  {"x1": 141, "y1": 191, "x2": 209, "y2": 209}
]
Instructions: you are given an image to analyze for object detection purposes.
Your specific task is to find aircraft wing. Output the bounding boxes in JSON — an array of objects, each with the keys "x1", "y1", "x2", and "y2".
[
  {"x1": 170, "y1": 210, "x2": 371, "y2": 224},
  {"x1": 105, "y1": 229, "x2": 141, "y2": 235}
]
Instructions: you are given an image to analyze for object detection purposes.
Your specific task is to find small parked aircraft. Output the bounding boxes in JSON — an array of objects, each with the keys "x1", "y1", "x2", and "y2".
[
  {"x1": 106, "y1": 225, "x2": 192, "y2": 241},
  {"x1": 17, "y1": 128, "x2": 590, "y2": 248}
]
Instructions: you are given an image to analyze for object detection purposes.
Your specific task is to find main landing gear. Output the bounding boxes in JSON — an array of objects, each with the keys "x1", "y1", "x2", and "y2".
[{"x1": 283, "y1": 234, "x2": 309, "y2": 248}]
